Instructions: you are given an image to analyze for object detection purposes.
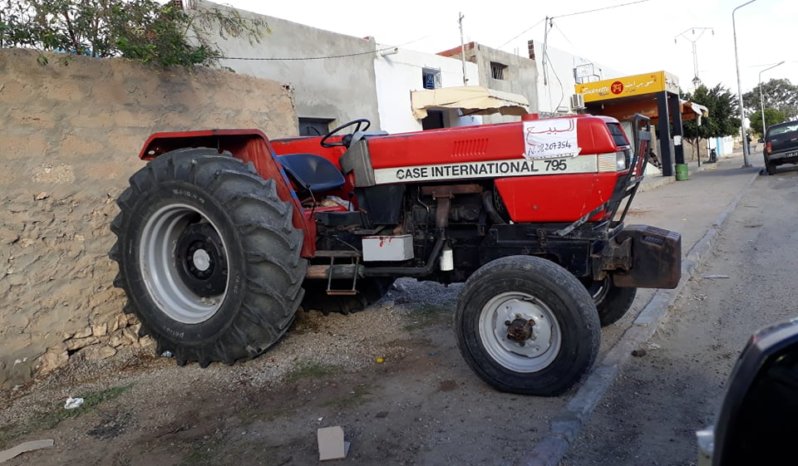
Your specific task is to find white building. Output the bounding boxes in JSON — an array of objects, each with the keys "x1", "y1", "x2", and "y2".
[
  {"x1": 533, "y1": 42, "x2": 626, "y2": 114},
  {"x1": 373, "y1": 46, "x2": 482, "y2": 133}
]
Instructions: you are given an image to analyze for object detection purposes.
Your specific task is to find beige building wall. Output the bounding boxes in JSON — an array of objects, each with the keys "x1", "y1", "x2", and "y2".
[{"x1": 440, "y1": 42, "x2": 538, "y2": 124}]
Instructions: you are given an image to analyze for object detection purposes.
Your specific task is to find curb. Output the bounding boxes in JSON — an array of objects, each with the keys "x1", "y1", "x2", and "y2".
[{"x1": 522, "y1": 167, "x2": 761, "y2": 466}]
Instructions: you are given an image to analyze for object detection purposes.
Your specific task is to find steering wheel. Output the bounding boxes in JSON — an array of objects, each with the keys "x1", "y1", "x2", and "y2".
[{"x1": 320, "y1": 118, "x2": 371, "y2": 148}]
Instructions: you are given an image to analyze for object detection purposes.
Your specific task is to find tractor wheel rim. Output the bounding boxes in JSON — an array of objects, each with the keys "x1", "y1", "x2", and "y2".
[
  {"x1": 478, "y1": 291, "x2": 561, "y2": 373},
  {"x1": 139, "y1": 203, "x2": 229, "y2": 324},
  {"x1": 589, "y1": 277, "x2": 610, "y2": 305}
]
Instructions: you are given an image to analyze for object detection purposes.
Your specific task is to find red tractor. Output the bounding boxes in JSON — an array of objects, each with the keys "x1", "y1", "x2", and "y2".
[{"x1": 110, "y1": 113, "x2": 680, "y2": 396}]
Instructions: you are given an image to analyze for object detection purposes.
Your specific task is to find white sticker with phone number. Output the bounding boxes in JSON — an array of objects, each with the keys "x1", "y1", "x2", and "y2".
[
  {"x1": 523, "y1": 118, "x2": 581, "y2": 159},
  {"x1": 372, "y1": 156, "x2": 603, "y2": 184}
]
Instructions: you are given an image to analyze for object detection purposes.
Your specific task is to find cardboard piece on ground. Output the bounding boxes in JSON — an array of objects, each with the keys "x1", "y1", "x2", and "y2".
[
  {"x1": 0, "y1": 439, "x2": 55, "y2": 463},
  {"x1": 317, "y1": 426, "x2": 350, "y2": 461}
]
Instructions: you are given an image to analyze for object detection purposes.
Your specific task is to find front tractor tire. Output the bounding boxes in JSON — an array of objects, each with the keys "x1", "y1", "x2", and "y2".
[
  {"x1": 455, "y1": 256, "x2": 601, "y2": 396},
  {"x1": 589, "y1": 278, "x2": 638, "y2": 327},
  {"x1": 109, "y1": 149, "x2": 307, "y2": 367}
]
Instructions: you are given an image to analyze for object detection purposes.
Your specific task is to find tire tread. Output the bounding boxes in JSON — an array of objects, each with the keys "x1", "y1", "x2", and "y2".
[{"x1": 109, "y1": 149, "x2": 306, "y2": 367}]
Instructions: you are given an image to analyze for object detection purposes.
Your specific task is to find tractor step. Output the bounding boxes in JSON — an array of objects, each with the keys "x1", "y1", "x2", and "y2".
[
  {"x1": 305, "y1": 252, "x2": 362, "y2": 296},
  {"x1": 314, "y1": 249, "x2": 361, "y2": 258},
  {"x1": 325, "y1": 290, "x2": 359, "y2": 296},
  {"x1": 306, "y1": 264, "x2": 362, "y2": 280}
]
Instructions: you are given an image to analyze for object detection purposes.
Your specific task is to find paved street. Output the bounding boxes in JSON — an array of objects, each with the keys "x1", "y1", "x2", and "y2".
[{"x1": 563, "y1": 162, "x2": 798, "y2": 465}]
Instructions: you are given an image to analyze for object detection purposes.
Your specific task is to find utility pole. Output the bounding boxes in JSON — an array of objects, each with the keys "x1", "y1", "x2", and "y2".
[
  {"x1": 542, "y1": 17, "x2": 551, "y2": 86},
  {"x1": 542, "y1": 17, "x2": 552, "y2": 112},
  {"x1": 459, "y1": 12, "x2": 468, "y2": 86},
  {"x1": 674, "y1": 27, "x2": 713, "y2": 89},
  {"x1": 733, "y1": 0, "x2": 758, "y2": 167}
]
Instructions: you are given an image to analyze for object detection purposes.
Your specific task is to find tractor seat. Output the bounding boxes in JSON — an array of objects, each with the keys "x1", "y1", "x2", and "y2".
[{"x1": 277, "y1": 154, "x2": 345, "y2": 195}]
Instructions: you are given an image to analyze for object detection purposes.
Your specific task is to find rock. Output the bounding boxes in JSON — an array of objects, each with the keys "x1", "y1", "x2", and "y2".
[
  {"x1": 122, "y1": 327, "x2": 138, "y2": 345},
  {"x1": 80, "y1": 345, "x2": 117, "y2": 361},
  {"x1": 116, "y1": 313, "x2": 130, "y2": 330},
  {"x1": 7, "y1": 273, "x2": 26, "y2": 286},
  {"x1": 34, "y1": 192, "x2": 49, "y2": 201},
  {"x1": 109, "y1": 334, "x2": 126, "y2": 348},
  {"x1": 73, "y1": 326, "x2": 92, "y2": 339},
  {"x1": 91, "y1": 322, "x2": 108, "y2": 337},
  {"x1": 0, "y1": 228, "x2": 19, "y2": 245},
  {"x1": 139, "y1": 336, "x2": 156, "y2": 352},
  {"x1": 18, "y1": 238, "x2": 35, "y2": 248},
  {"x1": 66, "y1": 336, "x2": 98, "y2": 351},
  {"x1": 7, "y1": 202, "x2": 27, "y2": 213},
  {"x1": 37, "y1": 347, "x2": 69, "y2": 373}
]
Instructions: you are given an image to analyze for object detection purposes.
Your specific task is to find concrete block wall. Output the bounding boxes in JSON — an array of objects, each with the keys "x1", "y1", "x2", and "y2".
[{"x1": 0, "y1": 48, "x2": 298, "y2": 388}]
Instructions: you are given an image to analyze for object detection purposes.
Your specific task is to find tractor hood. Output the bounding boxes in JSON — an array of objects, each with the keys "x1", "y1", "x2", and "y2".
[{"x1": 411, "y1": 86, "x2": 529, "y2": 120}]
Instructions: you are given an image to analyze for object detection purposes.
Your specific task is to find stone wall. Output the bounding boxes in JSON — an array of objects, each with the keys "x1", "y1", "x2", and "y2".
[{"x1": 0, "y1": 48, "x2": 298, "y2": 388}]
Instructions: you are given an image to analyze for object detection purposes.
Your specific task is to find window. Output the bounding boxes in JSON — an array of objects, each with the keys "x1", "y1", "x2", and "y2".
[
  {"x1": 607, "y1": 123, "x2": 630, "y2": 147},
  {"x1": 422, "y1": 68, "x2": 441, "y2": 90},
  {"x1": 298, "y1": 118, "x2": 333, "y2": 137},
  {"x1": 421, "y1": 110, "x2": 445, "y2": 130},
  {"x1": 490, "y1": 61, "x2": 508, "y2": 80}
]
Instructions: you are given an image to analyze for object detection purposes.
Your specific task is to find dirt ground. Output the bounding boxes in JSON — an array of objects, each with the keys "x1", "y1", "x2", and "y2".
[{"x1": 1, "y1": 278, "x2": 573, "y2": 466}]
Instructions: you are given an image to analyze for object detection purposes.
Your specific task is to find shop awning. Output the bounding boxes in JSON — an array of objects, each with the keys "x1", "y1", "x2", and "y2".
[
  {"x1": 411, "y1": 86, "x2": 529, "y2": 120},
  {"x1": 682, "y1": 100, "x2": 709, "y2": 124},
  {"x1": 586, "y1": 98, "x2": 710, "y2": 125}
]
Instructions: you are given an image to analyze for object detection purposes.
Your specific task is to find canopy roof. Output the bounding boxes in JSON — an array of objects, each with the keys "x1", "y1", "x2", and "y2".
[
  {"x1": 585, "y1": 97, "x2": 709, "y2": 124},
  {"x1": 411, "y1": 86, "x2": 529, "y2": 120}
]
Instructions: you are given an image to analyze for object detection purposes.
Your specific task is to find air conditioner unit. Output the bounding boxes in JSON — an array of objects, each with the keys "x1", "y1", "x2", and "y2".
[{"x1": 570, "y1": 93, "x2": 585, "y2": 111}]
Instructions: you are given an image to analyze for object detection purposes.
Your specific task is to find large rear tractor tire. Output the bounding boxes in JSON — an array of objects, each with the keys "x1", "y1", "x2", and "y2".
[
  {"x1": 109, "y1": 149, "x2": 306, "y2": 367},
  {"x1": 588, "y1": 278, "x2": 638, "y2": 327},
  {"x1": 301, "y1": 278, "x2": 395, "y2": 315},
  {"x1": 454, "y1": 256, "x2": 601, "y2": 396}
]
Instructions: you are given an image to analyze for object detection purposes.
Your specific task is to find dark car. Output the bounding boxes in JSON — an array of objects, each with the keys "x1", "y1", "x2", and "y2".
[
  {"x1": 763, "y1": 119, "x2": 798, "y2": 175},
  {"x1": 696, "y1": 318, "x2": 798, "y2": 465}
]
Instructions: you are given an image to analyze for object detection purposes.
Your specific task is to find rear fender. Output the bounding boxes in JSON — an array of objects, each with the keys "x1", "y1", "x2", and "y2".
[{"x1": 139, "y1": 129, "x2": 315, "y2": 257}]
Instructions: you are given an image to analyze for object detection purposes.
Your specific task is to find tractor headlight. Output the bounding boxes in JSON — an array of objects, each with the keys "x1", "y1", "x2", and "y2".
[{"x1": 616, "y1": 151, "x2": 627, "y2": 170}]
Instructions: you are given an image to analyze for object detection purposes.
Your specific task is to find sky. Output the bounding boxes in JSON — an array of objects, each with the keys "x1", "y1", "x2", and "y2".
[{"x1": 216, "y1": 0, "x2": 797, "y2": 100}]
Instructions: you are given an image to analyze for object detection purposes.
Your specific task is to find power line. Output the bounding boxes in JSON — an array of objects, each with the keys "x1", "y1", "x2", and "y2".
[
  {"x1": 497, "y1": 18, "x2": 546, "y2": 49},
  {"x1": 219, "y1": 37, "x2": 431, "y2": 61},
  {"x1": 498, "y1": 0, "x2": 650, "y2": 52},
  {"x1": 554, "y1": 0, "x2": 651, "y2": 19},
  {"x1": 220, "y1": 44, "x2": 399, "y2": 61},
  {"x1": 551, "y1": 23, "x2": 576, "y2": 50},
  {"x1": 538, "y1": 0, "x2": 650, "y2": 113}
]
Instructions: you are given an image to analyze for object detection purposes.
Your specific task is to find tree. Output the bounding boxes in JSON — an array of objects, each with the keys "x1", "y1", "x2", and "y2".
[
  {"x1": 682, "y1": 84, "x2": 741, "y2": 160},
  {"x1": 0, "y1": 0, "x2": 265, "y2": 67},
  {"x1": 749, "y1": 107, "x2": 787, "y2": 138},
  {"x1": 743, "y1": 78, "x2": 798, "y2": 121}
]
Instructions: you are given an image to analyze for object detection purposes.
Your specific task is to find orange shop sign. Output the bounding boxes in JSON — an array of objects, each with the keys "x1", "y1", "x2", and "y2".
[{"x1": 575, "y1": 71, "x2": 680, "y2": 103}]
